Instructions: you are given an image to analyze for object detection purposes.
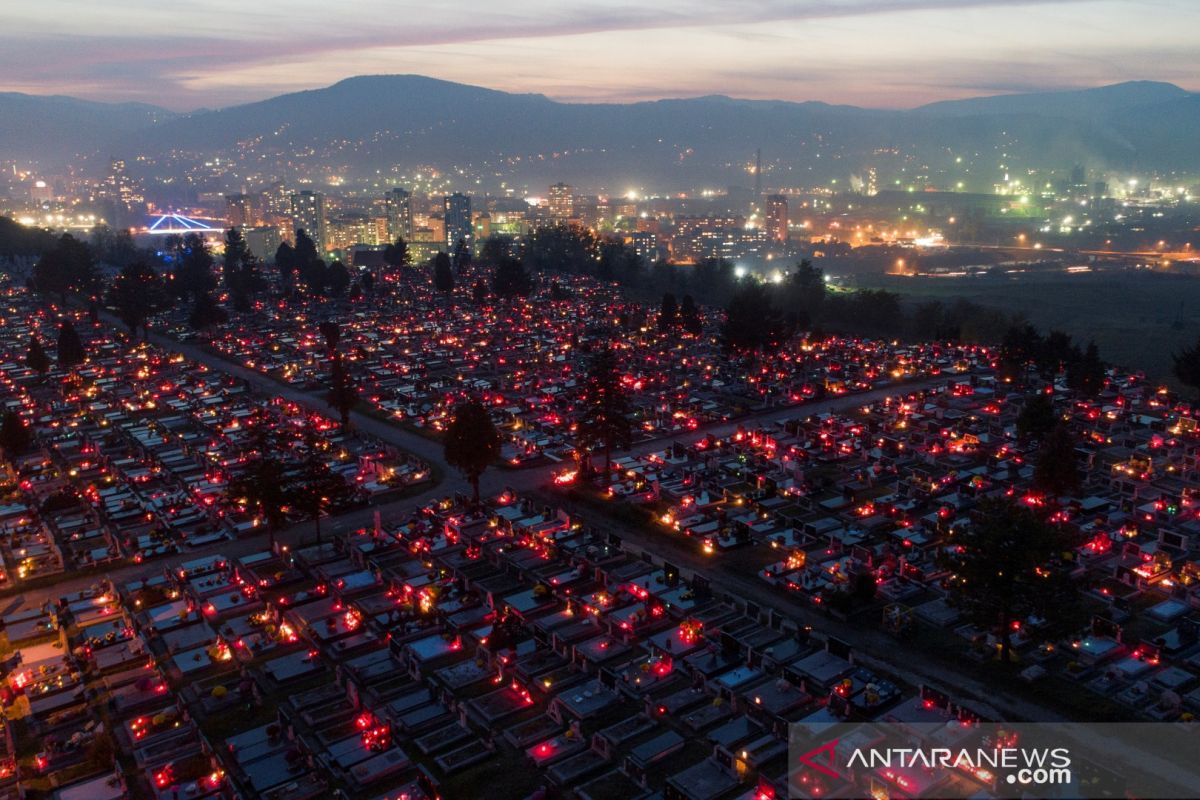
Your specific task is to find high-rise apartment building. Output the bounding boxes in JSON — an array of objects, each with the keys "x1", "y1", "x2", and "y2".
[
  {"x1": 443, "y1": 192, "x2": 472, "y2": 252},
  {"x1": 548, "y1": 183, "x2": 574, "y2": 223},
  {"x1": 290, "y1": 190, "x2": 327, "y2": 252},
  {"x1": 385, "y1": 188, "x2": 413, "y2": 242},
  {"x1": 225, "y1": 193, "x2": 262, "y2": 228},
  {"x1": 765, "y1": 194, "x2": 788, "y2": 244}
]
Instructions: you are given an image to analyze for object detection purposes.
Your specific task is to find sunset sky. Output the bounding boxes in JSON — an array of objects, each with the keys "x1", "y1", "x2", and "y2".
[{"x1": 4, "y1": 0, "x2": 1197, "y2": 110}]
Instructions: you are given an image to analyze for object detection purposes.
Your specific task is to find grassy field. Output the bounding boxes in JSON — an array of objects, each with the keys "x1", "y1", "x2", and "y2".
[{"x1": 857, "y1": 270, "x2": 1200, "y2": 386}]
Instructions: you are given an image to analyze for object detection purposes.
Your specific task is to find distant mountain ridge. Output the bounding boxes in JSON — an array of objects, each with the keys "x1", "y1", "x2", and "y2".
[
  {"x1": 914, "y1": 80, "x2": 1191, "y2": 117},
  {"x1": 2, "y1": 76, "x2": 1197, "y2": 188},
  {"x1": 0, "y1": 92, "x2": 176, "y2": 165}
]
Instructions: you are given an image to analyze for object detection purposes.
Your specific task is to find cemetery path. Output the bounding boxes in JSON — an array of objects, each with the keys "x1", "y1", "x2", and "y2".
[
  {"x1": 550, "y1": 490, "x2": 1072, "y2": 726},
  {"x1": 6, "y1": 489, "x2": 442, "y2": 611},
  {"x1": 8, "y1": 347, "x2": 943, "y2": 617},
  {"x1": 129, "y1": 316, "x2": 950, "y2": 505},
  {"x1": 504, "y1": 375, "x2": 949, "y2": 491},
  {"x1": 128, "y1": 321, "x2": 455, "y2": 482}
]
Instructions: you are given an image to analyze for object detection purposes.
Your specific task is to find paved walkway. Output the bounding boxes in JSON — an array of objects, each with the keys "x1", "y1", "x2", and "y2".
[
  {"x1": 549, "y1": 489, "x2": 1065, "y2": 724},
  {"x1": 129, "y1": 315, "x2": 949, "y2": 503},
  {"x1": 7, "y1": 326, "x2": 946, "y2": 619}
]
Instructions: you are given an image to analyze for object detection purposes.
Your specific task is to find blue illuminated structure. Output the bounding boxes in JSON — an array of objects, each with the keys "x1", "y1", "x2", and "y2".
[{"x1": 146, "y1": 213, "x2": 223, "y2": 234}]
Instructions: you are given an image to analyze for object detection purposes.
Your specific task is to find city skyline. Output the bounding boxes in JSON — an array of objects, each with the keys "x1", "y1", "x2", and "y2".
[{"x1": 3, "y1": 0, "x2": 1199, "y2": 110}]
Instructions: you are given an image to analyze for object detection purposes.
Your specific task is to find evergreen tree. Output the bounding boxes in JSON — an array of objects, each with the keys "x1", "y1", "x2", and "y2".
[
  {"x1": 783, "y1": 259, "x2": 825, "y2": 327},
  {"x1": 288, "y1": 433, "x2": 356, "y2": 544},
  {"x1": 25, "y1": 335, "x2": 50, "y2": 377},
  {"x1": 658, "y1": 293, "x2": 678, "y2": 332},
  {"x1": 444, "y1": 400, "x2": 501, "y2": 504},
  {"x1": 576, "y1": 348, "x2": 633, "y2": 477},
  {"x1": 0, "y1": 410, "x2": 32, "y2": 460},
  {"x1": 596, "y1": 238, "x2": 643, "y2": 284},
  {"x1": 56, "y1": 319, "x2": 85, "y2": 370},
  {"x1": 1042, "y1": 330, "x2": 1076, "y2": 374},
  {"x1": 107, "y1": 261, "x2": 171, "y2": 337},
  {"x1": 524, "y1": 225, "x2": 597, "y2": 273},
  {"x1": 226, "y1": 413, "x2": 291, "y2": 550},
  {"x1": 680, "y1": 295, "x2": 703, "y2": 336},
  {"x1": 1016, "y1": 393, "x2": 1057, "y2": 441},
  {"x1": 33, "y1": 234, "x2": 97, "y2": 304},
  {"x1": 452, "y1": 238, "x2": 472, "y2": 272},
  {"x1": 325, "y1": 260, "x2": 351, "y2": 296},
  {"x1": 433, "y1": 251, "x2": 455, "y2": 295},
  {"x1": 492, "y1": 257, "x2": 532, "y2": 299},
  {"x1": 317, "y1": 321, "x2": 341, "y2": 352},
  {"x1": 1066, "y1": 341, "x2": 1106, "y2": 397},
  {"x1": 230, "y1": 255, "x2": 266, "y2": 312},
  {"x1": 480, "y1": 234, "x2": 513, "y2": 265},
  {"x1": 223, "y1": 227, "x2": 249, "y2": 288},
  {"x1": 188, "y1": 291, "x2": 228, "y2": 332},
  {"x1": 939, "y1": 498, "x2": 1073, "y2": 663},
  {"x1": 294, "y1": 229, "x2": 326, "y2": 294},
  {"x1": 549, "y1": 280, "x2": 570, "y2": 301},
  {"x1": 690, "y1": 257, "x2": 738, "y2": 306},
  {"x1": 1171, "y1": 336, "x2": 1200, "y2": 398},
  {"x1": 722, "y1": 281, "x2": 790, "y2": 354},
  {"x1": 998, "y1": 324, "x2": 1044, "y2": 383},
  {"x1": 173, "y1": 233, "x2": 217, "y2": 300},
  {"x1": 383, "y1": 237, "x2": 411, "y2": 271},
  {"x1": 274, "y1": 241, "x2": 297, "y2": 288},
  {"x1": 1034, "y1": 422, "x2": 1081, "y2": 497},
  {"x1": 325, "y1": 353, "x2": 358, "y2": 431},
  {"x1": 471, "y1": 279, "x2": 488, "y2": 305},
  {"x1": 90, "y1": 226, "x2": 143, "y2": 268}
]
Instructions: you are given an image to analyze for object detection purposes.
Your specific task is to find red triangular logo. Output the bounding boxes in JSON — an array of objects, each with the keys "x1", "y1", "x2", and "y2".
[{"x1": 798, "y1": 738, "x2": 841, "y2": 779}]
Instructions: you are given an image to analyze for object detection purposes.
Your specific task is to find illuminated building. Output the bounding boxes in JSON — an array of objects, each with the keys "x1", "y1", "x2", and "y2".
[
  {"x1": 473, "y1": 211, "x2": 491, "y2": 243},
  {"x1": 385, "y1": 188, "x2": 413, "y2": 242},
  {"x1": 327, "y1": 212, "x2": 379, "y2": 252},
  {"x1": 242, "y1": 226, "x2": 282, "y2": 262},
  {"x1": 30, "y1": 180, "x2": 54, "y2": 204},
  {"x1": 635, "y1": 216, "x2": 661, "y2": 235},
  {"x1": 488, "y1": 209, "x2": 529, "y2": 238},
  {"x1": 626, "y1": 231, "x2": 661, "y2": 262},
  {"x1": 290, "y1": 190, "x2": 328, "y2": 252},
  {"x1": 443, "y1": 192, "x2": 472, "y2": 251},
  {"x1": 94, "y1": 158, "x2": 143, "y2": 229},
  {"x1": 410, "y1": 214, "x2": 444, "y2": 262},
  {"x1": 765, "y1": 194, "x2": 788, "y2": 244},
  {"x1": 262, "y1": 182, "x2": 292, "y2": 218},
  {"x1": 225, "y1": 193, "x2": 262, "y2": 228},
  {"x1": 548, "y1": 182, "x2": 574, "y2": 223},
  {"x1": 672, "y1": 215, "x2": 765, "y2": 263}
]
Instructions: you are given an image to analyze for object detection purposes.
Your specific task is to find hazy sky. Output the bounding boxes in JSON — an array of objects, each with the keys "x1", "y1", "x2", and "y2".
[{"x1": 4, "y1": 0, "x2": 1197, "y2": 110}]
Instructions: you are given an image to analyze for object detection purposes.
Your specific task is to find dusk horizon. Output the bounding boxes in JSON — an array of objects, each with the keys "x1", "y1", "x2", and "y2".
[
  {"x1": 5, "y1": 72, "x2": 1198, "y2": 115},
  {"x1": 5, "y1": 0, "x2": 1200, "y2": 109}
]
